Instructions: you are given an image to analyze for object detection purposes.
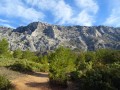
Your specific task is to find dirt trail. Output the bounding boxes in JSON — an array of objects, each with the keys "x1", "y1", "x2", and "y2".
[
  {"x1": 0, "y1": 67, "x2": 73, "y2": 90},
  {"x1": 12, "y1": 72, "x2": 50, "y2": 90}
]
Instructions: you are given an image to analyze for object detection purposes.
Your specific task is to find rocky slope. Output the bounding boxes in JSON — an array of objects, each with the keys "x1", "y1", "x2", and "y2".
[{"x1": 0, "y1": 22, "x2": 120, "y2": 52}]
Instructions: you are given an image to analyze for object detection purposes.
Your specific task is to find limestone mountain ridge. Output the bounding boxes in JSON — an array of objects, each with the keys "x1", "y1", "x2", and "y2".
[{"x1": 0, "y1": 22, "x2": 120, "y2": 52}]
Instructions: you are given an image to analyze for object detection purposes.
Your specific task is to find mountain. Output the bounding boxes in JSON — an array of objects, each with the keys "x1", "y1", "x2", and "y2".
[{"x1": 0, "y1": 22, "x2": 120, "y2": 52}]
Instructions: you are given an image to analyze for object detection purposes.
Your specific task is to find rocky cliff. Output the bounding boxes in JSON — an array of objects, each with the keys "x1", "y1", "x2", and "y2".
[{"x1": 0, "y1": 22, "x2": 120, "y2": 52}]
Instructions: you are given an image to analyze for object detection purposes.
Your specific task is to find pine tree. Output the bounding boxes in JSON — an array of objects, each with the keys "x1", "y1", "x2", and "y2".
[{"x1": 0, "y1": 38, "x2": 10, "y2": 56}]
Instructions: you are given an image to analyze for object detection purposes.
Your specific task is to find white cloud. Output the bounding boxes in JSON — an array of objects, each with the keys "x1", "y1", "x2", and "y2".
[
  {"x1": 0, "y1": 0, "x2": 44, "y2": 22},
  {"x1": 0, "y1": 23, "x2": 15, "y2": 28},
  {"x1": 24, "y1": 0, "x2": 98, "y2": 26},
  {"x1": 24, "y1": 0, "x2": 73, "y2": 24},
  {"x1": 0, "y1": 0, "x2": 99, "y2": 26},
  {"x1": 74, "y1": 0, "x2": 99, "y2": 14},
  {"x1": 72, "y1": 0, "x2": 99, "y2": 26},
  {"x1": 104, "y1": 0, "x2": 120, "y2": 27},
  {"x1": 71, "y1": 10, "x2": 94, "y2": 26},
  {"x1": 0, "y1": 18, "x2": 14, "y2": 28},
  {"x1": 104, "y1": 8, "x2": 120, "y2": 26},
  {"x1": 51, "y1": 1, "x2": 73, "y2": 24},
  {"x1": 0, "y1": 19, "x2": 9, "y2": 23},
  {"x1": 24, "y1": 0, "x2": 56, "y2": 10}
]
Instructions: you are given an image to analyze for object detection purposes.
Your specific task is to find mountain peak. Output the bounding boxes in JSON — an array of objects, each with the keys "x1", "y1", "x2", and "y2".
[{"x1": 13, "y1": 21, "x2": 51, "y2": 33}]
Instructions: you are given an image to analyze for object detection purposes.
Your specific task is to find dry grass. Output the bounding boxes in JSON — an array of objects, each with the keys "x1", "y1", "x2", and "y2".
[{"x1": 0, "y1": 67, "x2": 26, "y2": 80}]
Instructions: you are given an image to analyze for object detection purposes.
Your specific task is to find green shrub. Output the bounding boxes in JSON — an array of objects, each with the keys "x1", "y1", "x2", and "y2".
[
  {"x1": 76, "y1": 66, "x2": 120, "y2": 90},
  {"x1": 40, "y1": 64, "x2": 49, "y2": 72},
  {"x1": 28, "y1": 61, "x2": 49, "y2": 72},
  {"x1": 13, "y1": 49, "x2": 22, "y2": 59},
  {"x1": 0, "y1": 39, "x2": 9, "y2": 54},
  {"x1": 0, "y1": 58, "x2": 17, "y2": 67},
  {"x1": 0, "y1": 75, "x2": 13, "y2": 90},
  {"x1": 71, "y1": 49, "x2": 120, "y2": 90},
  {"x1": 49, "y1": 47, "x2": 77, "y2": 87},
  {"x1": 95, "y1": 49, "x2": 119, "y2": 64},
  {"x1": 0, "y1": 39, "x2": 12, "y2": 58},
  {"x1": 22, "y1": 50, "x2": 38, "y2": 61},
  {"x1": 10, "y1": 60, "x2": 49, "y2": 72},
  {"x1": 38, "y1": 55, "x2": 48, "y2": 64},
  {"x1": 10, "y1": 60, "x2": 32, "y2": 72}
]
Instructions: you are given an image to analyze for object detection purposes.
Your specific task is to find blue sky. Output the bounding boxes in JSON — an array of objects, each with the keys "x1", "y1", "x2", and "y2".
[{"x1": 0, "y1": 0, "x2": 120, "y2": 28}]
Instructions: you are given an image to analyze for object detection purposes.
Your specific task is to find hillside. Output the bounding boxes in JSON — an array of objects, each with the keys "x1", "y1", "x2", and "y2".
[{"x1": 0, "y1": 22, "x2": 120, "y2": 52}]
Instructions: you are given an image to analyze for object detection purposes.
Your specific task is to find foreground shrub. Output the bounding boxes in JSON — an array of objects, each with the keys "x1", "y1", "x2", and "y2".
[
  {"x1": 95, "y1": 49, "x2": 120, "y2": 64},
  {"x1": 10, "y1": 60, "x2": 32, "y2": 72},
  {"x1": 0, "y1": 58, "x2": 17, "y2": 67},
  {"x1": 70, "y1": 49, "x2": 120, "y2": 90},
  {"x1": 49, "y1": 47, "x2": 77, "y2": 87},
  {"x1": 76, "y1": 66, "x2": 120, "y2": 90},
  {"x1": 0, "y1": 75, "x2": 13, "y2": 90},
  {"x1": 10, "y1": 60, "x2": 49, "y2": 72}
]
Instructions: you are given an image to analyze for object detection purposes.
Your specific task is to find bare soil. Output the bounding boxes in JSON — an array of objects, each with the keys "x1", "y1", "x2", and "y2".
[
  {"x1": 12, "y1": 72, "x2": 50, "y2": 90},
  {"x1": 0, "y1": 67, "x2": 74, "y2": 90}
]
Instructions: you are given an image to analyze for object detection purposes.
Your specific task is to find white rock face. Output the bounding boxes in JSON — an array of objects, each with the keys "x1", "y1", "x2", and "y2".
[{"x1": 0, "y1": 22, "x2": 120, "y2": 52}]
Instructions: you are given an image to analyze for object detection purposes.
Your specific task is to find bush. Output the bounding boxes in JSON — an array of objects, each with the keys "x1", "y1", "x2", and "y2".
[
  {"x1": 13, "y1": 49, "x2": 22, "y2": 59},
  {"x1": 22, "y1": 50, "x2": 38, "y2": 61},
  {"x1": 0, "y1": 39, "x2": 9, "y2": 55},
  {"x1": 0, "y1": 75, "x2": 13, "y2": 90},
  {"x1": 10, "y1": 60, "x2": 49, "y2": 72},
  {"x1": 39, "y1": 64, "x2": 49, "y2": 72},
  {"x1": 0, "y1": 58, "x2": 17, "y2": 67},
  {"x1": 49, "y1": 47, "x2": 77, "y2": 87},
  {"x1": 95, "y1": 49, "x2": 119, "y2": 64},
  {"x1": 28, "y1": 61, "x2": 49, "y2": 72},
  {"x1": 76, "y1": 66, "x2": 120, "y2": 90},
  {"x1": 0, "y1": 39, "x2": 11, "y2": 58},
  {"x1": 10, "y1": 60, "x2": 33, "y2": 72},
  {"x1": 71, "y1": 49, "x2": 120, "y2": 90}
]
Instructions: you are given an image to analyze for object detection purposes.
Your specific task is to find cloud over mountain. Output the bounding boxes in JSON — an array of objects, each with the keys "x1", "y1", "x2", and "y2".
[{"x1": 0, "y1": 0, "x2": 120, "y2": 27}]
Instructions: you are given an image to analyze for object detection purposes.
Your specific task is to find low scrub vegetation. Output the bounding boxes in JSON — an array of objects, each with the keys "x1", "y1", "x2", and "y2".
[
  {"x1": 0, "y1": 75, "x2": 13, "y2": 90},
  {"x1": 0, "y1": 38, "x2": 119, "y2": 90},
  {"x1": 11, "y1": 60, "x2": 49, "y2": 72},
  {"x1": 71, "y1": 49, "x2": 120, "y2": 90},
  {"x1": 48, "y1": 47, "x2": 120, "y2": 89},
  {"x1": 49, "y1": 47, "x2": 77, "y2": 87}
]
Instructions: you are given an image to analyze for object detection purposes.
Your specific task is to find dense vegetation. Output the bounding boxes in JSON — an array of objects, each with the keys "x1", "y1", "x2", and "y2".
[
  {"x1": 49, "y1": 47, "x2": 77, "y2": 87},
  {"x1": 0, "y1": 38, "x2": 120, "y2": 90},
  {"x1": 0, "y1": 75, "x2": 13, "y2": 90},
  {"x1": 73, "y1": 49, "x2": 120, "y2": 90},
  {"x1": 48, "y1": 48, "x2": 120, "y2": 90}
]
